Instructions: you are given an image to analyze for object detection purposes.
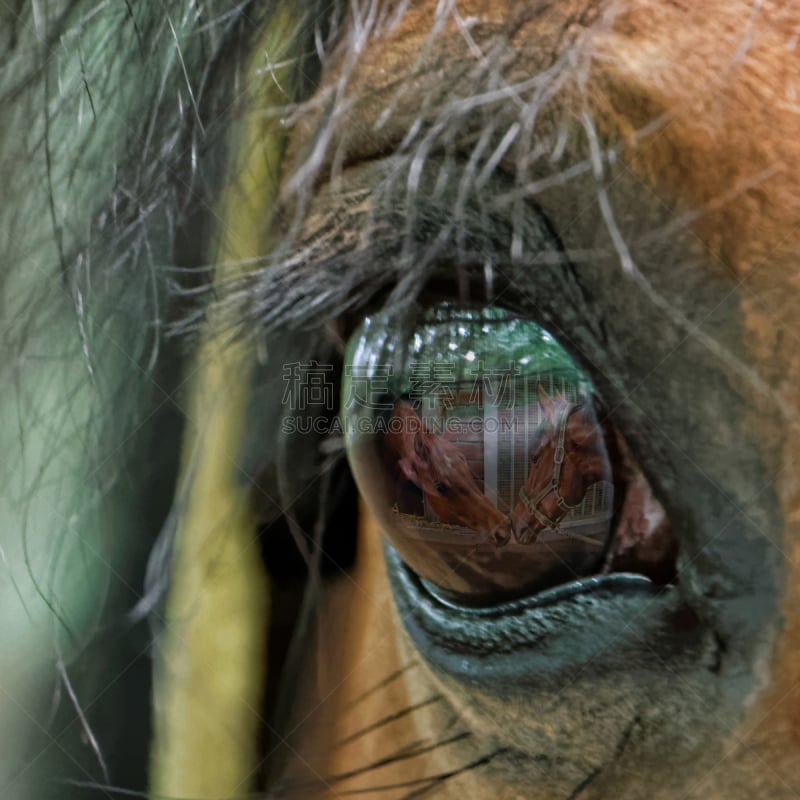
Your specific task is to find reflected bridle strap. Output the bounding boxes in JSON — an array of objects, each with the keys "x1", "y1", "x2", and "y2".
[{"x1": 517, "y1": 405, "x2": 583, "y2": 535}]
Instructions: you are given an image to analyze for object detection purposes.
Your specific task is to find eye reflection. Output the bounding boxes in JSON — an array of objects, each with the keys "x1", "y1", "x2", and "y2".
[{"x1": 342, "y1": 304, "x2": 616, "y2": 603}]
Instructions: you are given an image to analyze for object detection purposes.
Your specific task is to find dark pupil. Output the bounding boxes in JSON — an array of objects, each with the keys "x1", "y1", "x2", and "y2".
[{"x1": 342, "y1": 303, "x2": 615, "y2": 603}]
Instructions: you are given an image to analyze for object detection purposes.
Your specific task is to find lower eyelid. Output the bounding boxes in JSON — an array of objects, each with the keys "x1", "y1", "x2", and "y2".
[{"x1": 387, "y1": 541, "x2": 685, "y2": 669}]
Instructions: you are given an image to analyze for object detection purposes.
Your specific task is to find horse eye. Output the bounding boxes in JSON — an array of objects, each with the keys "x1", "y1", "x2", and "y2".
[{"x1": 342, "y1": 303, "x2": 678, "y2": 604}]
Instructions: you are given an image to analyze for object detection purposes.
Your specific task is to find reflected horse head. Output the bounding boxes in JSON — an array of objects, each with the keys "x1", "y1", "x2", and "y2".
[
  {"x1": 511, "y1": 387, "x2": 611, "y2": 545},
  {"x1": 384, "y1": 400, "x2": 514, "y2": 546}
]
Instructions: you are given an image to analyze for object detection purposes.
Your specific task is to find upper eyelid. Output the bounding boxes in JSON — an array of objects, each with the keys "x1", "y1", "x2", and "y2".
[{"x1": 241, "y1": 155, "x2": 564, "y2": 338}]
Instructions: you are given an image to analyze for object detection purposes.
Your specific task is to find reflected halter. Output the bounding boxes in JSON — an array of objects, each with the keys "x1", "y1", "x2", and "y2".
[{"x1": 515, "y1": 402, "x2": 584, "y2": 543}]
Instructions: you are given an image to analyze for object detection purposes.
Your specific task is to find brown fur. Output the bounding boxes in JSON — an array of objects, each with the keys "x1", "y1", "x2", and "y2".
[{"x1": 276, "y1": 1, "x2": 800, "y2": 797}]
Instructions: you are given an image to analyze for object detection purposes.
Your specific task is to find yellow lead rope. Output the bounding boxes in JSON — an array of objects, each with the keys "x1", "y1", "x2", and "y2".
[{"x1": 151, "y1": 9, "x2": 299, "y2": 797}]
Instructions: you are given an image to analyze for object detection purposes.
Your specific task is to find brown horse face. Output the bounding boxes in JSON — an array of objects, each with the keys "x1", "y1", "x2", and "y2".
[
  {"x1": 511, "y1": 397, "x2": 612, "y2": 543},
  {"x1": 408, "y1": 427, "x2": 510, "y2": 538},
  {"x1": 388, "y1": 401, "x2": 513, "y2": 542}
]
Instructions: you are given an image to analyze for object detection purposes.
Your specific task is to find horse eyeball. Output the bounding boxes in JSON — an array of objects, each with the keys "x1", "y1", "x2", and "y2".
[{"x1": 342, "y1": 303, "x2": 617, "y2": 603}]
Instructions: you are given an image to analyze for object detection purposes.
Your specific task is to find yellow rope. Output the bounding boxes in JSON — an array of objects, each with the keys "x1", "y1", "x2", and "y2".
[{"x1": 151, "y1": 8, "x2": 299, "y2": 796}]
